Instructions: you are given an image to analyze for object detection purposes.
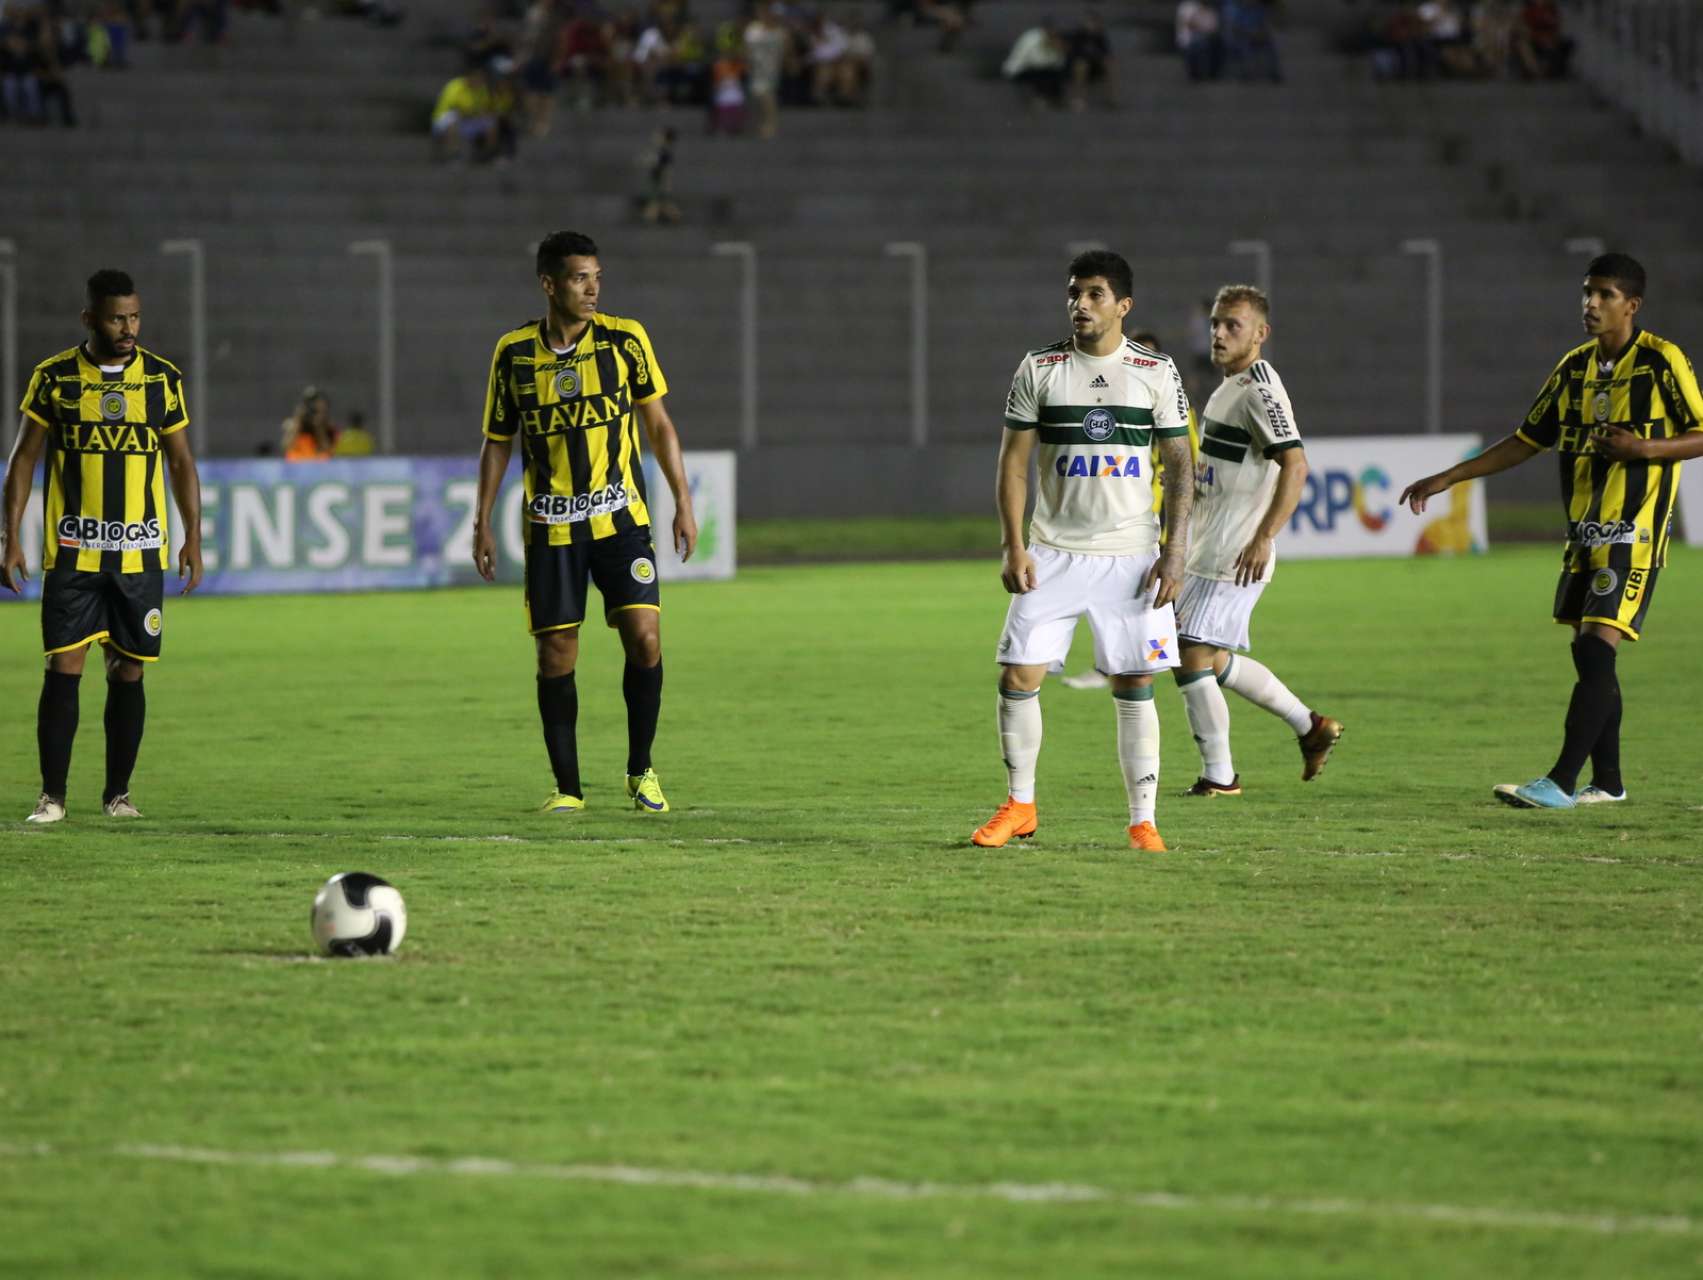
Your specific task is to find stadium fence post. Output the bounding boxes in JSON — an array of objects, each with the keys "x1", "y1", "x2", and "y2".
[
  {"x1": 1400, "y1": 238, "x2": 1444, "y2": 435},
  {"x1": 884, "y1": 241, "x2": 928, "y2": 448},
  {"x1": 159, "y1": 239, "x2": 208, "y2": 453},
  {"x1": 711, "y1": 241, "x2": 759, "y2": 449},
  {"x1": 348, "y1": 240, "x2": 396, "y2": 455}
]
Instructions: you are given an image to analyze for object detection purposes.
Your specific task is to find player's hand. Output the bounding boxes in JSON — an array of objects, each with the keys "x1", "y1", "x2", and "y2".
[
  {"x1": 1001, "y1": 547, "x2": 1039, "y2": 594},
  {"x1": 1233, "y1": 535, "x2": 1273, "y2": 588},
  {"x1": 1591, "y1": 424, "x2": 1647, "y2": 462},
  {"x1": 673, "y1": 506, "x2": 698, "y2": 563},
  {"x1": 1397, "y1": 472, "x2": 1449, "y2": 514},
  {"x1": 0, "y1": 539, "x2": 28, "y2": 595},
  {"x1": 178, "y1": 539, "x2": 203, "y2": 594},
  {"x1": 473, "y1": 524, "x2": 498, "y2": 582},
  {"x1": 1142, "y1": 549, "x2": 1184, "y2": 608}
]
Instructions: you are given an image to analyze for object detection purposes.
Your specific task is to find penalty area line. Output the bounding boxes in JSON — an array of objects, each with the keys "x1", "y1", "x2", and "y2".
[{"x1": 0, "y1": 1142, "x2": 1692, "y2": 1238}]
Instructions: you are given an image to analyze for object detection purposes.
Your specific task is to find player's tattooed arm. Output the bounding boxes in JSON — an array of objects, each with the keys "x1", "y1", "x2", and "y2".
[{"x1": 1149, "y1": 434, "x2": 1194, "y2": 607}]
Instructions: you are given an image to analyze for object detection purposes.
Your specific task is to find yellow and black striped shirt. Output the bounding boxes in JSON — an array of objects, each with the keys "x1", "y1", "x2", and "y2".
[
  {"x1": 20, "y1": 343, "x2": 189, "y2": 574},
  {"x1": 482, "y1": 313, "x2": 667, "y2": 546},
  {"x1": 1518, "y1": 329, "x2": 1703, "y2": 573}
]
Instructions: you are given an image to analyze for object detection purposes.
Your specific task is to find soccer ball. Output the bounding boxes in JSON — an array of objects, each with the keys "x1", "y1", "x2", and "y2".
[{"x1": 310, "y1": 872, "x2": 407, "y2": 957}]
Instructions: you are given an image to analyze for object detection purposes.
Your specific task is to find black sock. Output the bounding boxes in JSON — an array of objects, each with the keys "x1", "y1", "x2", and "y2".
[
  {"x1": 536, "y1": 672, "x2": 581, "y2": 797},
  {"x1": 1547, "y1": 635, "x2": 1618, "y2": 795},
  {"x1": 37, "y1": 670, "x2": 81, "y2": 800},
  {"x1": 1589, "y1": 677, "x2": 1624, "y2": 796},
  {"x1": 623, "y1": 660, "x2": 663, "y2": 776},
  {"x1": 104, "y1": 677, "x2": 146, "y2": 804}
]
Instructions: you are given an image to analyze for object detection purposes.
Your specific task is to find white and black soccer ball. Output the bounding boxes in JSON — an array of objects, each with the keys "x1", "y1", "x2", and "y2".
[{"x1": 310, "y1": 872, "x2": 407, "y2": 957}]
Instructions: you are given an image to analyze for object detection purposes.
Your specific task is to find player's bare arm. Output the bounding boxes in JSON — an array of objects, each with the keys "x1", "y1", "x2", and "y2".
[
  {"x1": 161, "y1": 428, "x2": 203, "y2": 594},
  {"x1": 1590, "y1": 424, "x2": 1703, "y2": 463},
  {"x1": 1143, "y1": 433, "x2": 1192, "y2": 606},
  {"x1": 1236, "y1": 445, "x2": 1308, "y2": 588},
  {"x1": 1399, "y1": 433, "x2": 1538, "y2": 513},
  {"x1": 637, "y1": 397, "x2": 697, "y2": 562},
  {"x1": 996, "y1": 426, "x2": 1037, "y2": 594},
  {"x1": 1, "y1": 416, "x2": 48, "y2": 594},
  {"x1": 472, "y1": 434, "x2": 513, "y2": 582}
]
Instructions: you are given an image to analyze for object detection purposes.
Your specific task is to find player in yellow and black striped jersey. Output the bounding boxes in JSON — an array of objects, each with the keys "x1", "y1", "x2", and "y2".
[
  {"x1": 1400, "y1": 253, "x2": 1703, "y2": 811},
  {"x1": 1, "y1": 269, "x2": 205, "y2": 824},
  {"x1": 473, "y1": 230, "x2": 698, "y2": 817}
]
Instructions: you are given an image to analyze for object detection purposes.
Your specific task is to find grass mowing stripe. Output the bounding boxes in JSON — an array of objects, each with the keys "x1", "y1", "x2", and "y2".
[{"x1": 1, "y1": 1142, "x2": 1694, "y2": 1238}]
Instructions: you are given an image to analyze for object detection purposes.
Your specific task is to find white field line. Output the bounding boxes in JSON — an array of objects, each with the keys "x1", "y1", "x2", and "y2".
[{"x1": 0, "y1": 1142, "x2": 1692, "y2": 1238}]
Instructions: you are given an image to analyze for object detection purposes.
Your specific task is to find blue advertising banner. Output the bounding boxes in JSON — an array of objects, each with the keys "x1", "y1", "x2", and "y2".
[{"x1": 1, "y1": 453, "x2": 737, "y2": 601}]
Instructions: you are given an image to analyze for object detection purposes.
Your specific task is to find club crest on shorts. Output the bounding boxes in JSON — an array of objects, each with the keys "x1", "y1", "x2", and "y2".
[
  {"x1": 1082, "y1": 407, "x2": 1117, "y2": 442},
  {"x1": 100, "y1": 391, "x2": 127, "y2": 422},
  {"x1": 1590, "y1": 568, "x2": 1619, "y2": 597},
  {"x1": 553, "y1": 368, "x2": 580, "y2": 398},
  {"x1": 144, "y1": 608, "x2": 163, "y2": 637},
  {"x1": 630, "y1": 557, "x2": 656, "y2": 584}
]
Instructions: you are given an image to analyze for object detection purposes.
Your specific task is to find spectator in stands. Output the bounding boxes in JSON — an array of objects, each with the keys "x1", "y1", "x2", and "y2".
[
  {"x1": 0, "y1": 9, "x2": 44, "y2": 123},
  {"x1": 708, "y1": 43, "x2": 744, "y2": 133},
  {"x1": 1175, "y1": 0, "x2": 1222, "y2": 82},
  {"x1": 1472, "y1": 0, "x2": 1517, "y2": 78},
  {"x1": 1419, "y1": 0, "x2": 1475, "y2": 77},
  {"x1": 1514, "y1": 0, "x2": 1572, "y2": 79},
  {"x1": 1065, "y1": 8, "x2": 1113, "y2": 111},
  {"x1": 168, "y1": 0, "x2": 226, "y2": 45},
  {"x1": 744, "y1": 1, "x2": 786, "y2": 137},
  {"x1": 516, "y1": 0, "x2": 557, "y2": 135},
  {"x1": 553, "y1": 7, "x2": 609, "y2": 111},
  {"x1": 1222, "y1": 0, "x2": 1281, "y2": 82},
  {"x1": 664, "y1": 19, "x2": 710, "y2": 105},
  {"x1": 431, "y1": 60, "x2": 498, "y2": 161},
  {"x1": 1002, "y1": 18, "x2": 1066, "y2": 109},
  {"x1": 1369, "y1": 2, "x2": 1427, "y2": 80},
  {"x1": 630, "y1": 14, "x2": 672, "y2": 105},
  {"x1": 87, "y1": 3, "x2": 132, "y2": 69},
  {"x1": 806, "y1": 10, "x2": 850, "y2": 106},
  {"x1": 841, "y1": 12, "x2": 875, "y2": 106},
  {"x1": 333, "y1": 411, "x2": 375, "y2": 457},
  {"x1": 283, "y1": 387, "x2": 339, "y2": 462},
  {"x1": 889, "y1": 0, "x2": 970, "y2": 55}
]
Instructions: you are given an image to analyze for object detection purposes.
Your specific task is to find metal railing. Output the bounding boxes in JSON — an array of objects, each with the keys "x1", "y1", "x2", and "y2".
[{"x1": 1572, "y1": 0, "x2": 1703, "y2": 166}]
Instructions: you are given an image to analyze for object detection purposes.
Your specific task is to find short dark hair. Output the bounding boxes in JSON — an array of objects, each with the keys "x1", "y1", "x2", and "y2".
[
  {"x1": 1130, "y1": 330, "x2": 1163, "y2": 352},
  {"x1": 1067, "y1": 249, "x2": 1133, "y2": 302},
  {"x1": 1586, "y1": 252, "x2": 1646, "y2": 300},
  {"x1": 537, "y1": 231, "x2": 600, "y2": 279},
  {"x1": 86, "y1": 269, "x2": 136, "y2": 307}
]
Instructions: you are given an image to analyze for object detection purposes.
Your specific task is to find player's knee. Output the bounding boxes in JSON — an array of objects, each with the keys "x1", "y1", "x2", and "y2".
[
  {"x1": 105, "y1": 651, "x2": 144, "y2": 682},
  {"x1": 535, "y1": 631, "x2": 578, "y2": 677},
  {"x1": 998, "y1": 664, "x2": 1045, "y2": 694},
  {"x1": 48, "y1": 647, "x2": 88, "y2": 676},
  {"x1": 622, "y1": 630, "x2": 661, "y2": 667}
]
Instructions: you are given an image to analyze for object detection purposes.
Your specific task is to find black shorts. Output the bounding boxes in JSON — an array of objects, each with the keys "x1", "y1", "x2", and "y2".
[
  {"x1": 524, "y1": 527, "x2": 660, "y2": 634},
  {"x1": 41, "y1": 568, "x2": 165, "y2": 661},
  {"x1": 1554, "y1": 563, "x2": 1659, "y2": 641}
]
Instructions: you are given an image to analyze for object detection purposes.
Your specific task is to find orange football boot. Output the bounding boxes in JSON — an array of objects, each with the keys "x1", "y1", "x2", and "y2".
[
  {"x1": 1128, "y1": 821, "x2": 1167, "y2": 852},
  {"x1": 971, "y1": 797, "x2": 1038, "y2": 847}
]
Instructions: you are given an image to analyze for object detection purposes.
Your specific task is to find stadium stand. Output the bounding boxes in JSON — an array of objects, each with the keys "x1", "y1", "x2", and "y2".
[{"x1": 2, "y1": 0, "x2": 1701, "y2": 516}]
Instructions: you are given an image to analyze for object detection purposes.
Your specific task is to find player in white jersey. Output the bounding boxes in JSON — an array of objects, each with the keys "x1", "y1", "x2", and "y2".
[
  {"x1": 972, "y1": 250, "x2": 1195, "y2": 853},
  {"x1": 1169, "y1": 285, "x2": 1342, "y2": 796}
]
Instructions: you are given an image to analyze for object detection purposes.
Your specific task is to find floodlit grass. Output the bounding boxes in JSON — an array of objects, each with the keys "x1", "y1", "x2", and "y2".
[{"x1": 2, "y1": 547, "x2": 1700, "y2": 1278}]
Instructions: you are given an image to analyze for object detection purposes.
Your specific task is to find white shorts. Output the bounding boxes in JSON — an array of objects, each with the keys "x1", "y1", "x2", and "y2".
[
  {"x1": 996, "y1": 544, "x2": 1180, "y2": 675},
  {"x1": 1176, "y1": 573, "x2": 1266, "y2": 652}
]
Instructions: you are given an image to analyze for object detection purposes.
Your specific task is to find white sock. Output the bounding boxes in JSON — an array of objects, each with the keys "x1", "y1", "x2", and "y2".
[
  {"x1": 997, "y1": 689, "x2": 1042, "y2": 804},
  {"x1": 1114, "y1": 688, "x2": 1160, "y2": 825},
  {"x1": 1178, "y1": 671, "x2": 1235, "y2": 784},
  {"x1": 1220, "y1": 654, "x2": 1313, "y2": 737}
]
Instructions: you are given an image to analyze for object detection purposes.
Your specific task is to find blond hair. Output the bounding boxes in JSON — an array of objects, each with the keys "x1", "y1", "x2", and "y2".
[{"x1": 1213, "y1": 284, "x2": 1270, "y2": 319}]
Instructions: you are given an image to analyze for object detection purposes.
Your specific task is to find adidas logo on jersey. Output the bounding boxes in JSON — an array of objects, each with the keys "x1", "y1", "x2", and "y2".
[{"x1": 1089, "y1": 375, "x2": 1109, "y2": 388}]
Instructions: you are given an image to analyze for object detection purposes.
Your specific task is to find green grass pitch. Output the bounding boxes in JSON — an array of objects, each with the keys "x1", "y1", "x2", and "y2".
[{"x1": 2, "y1": 546, "x2": 1701, "y2": 1278}]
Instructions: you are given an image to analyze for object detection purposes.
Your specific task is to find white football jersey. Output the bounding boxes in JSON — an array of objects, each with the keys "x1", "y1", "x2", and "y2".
[
  {"x1": 1004, "y1": 336, "x2": 1192, "y2": 556},
  {"x1": 1188, "y1": 360, "x2": 1303, "y2": 580}
]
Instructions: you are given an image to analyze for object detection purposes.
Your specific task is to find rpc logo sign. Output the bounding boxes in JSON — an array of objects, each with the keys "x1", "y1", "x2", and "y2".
[{"x1": 1290, "y1": 466, "x2": 1392, "y2": 534}]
